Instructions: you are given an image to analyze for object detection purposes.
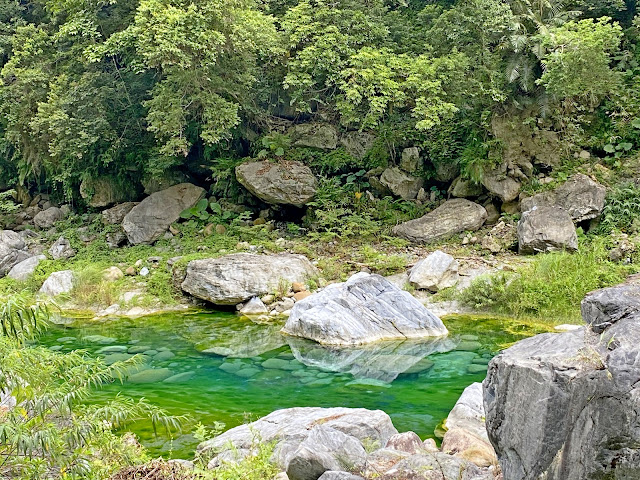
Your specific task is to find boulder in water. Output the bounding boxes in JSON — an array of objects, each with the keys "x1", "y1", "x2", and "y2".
[{"x1": 282, "y1": 273, "x2": 448, "y2": 346}]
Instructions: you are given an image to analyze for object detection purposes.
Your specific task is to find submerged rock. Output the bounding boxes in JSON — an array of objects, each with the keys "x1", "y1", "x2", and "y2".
[
  {"x1": 122, "y1": 183, "x2": 205, "y2": 245},
  {"x1": 484, "y1": 280, "x2": 640, "y2": 479},
  {"x1": 181, "y1": 253, "x2": 318, "y2": 305},
  {"x1": 393, "y1": 199, "x2": 487, "y2": 244},
  {"x1": 282, "y1": 273, "x2": 448, "y2": 346},
  {"x1": 517, "y1": 206, "x2": 578, "y2": 254},
  {"x1": 197, "y1": 407, "x2": 398, "y2": 478}
]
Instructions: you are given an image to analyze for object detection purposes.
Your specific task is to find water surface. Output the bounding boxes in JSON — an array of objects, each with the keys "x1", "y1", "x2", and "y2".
[{"x1": 39, "y1": 312, "x2": 547, "y2": 458}]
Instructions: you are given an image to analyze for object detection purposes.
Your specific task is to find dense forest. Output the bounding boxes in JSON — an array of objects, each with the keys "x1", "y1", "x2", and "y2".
[{"x1": 0, "y1": 0, "x2": 638, "y2": 205}]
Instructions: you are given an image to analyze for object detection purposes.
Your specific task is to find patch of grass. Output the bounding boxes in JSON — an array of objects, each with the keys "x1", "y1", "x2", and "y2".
[{"x1": 458, "y1": 237, "x2": 635, "y2": 323}]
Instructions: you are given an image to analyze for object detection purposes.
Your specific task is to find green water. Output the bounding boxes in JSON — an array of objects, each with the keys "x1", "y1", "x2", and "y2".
[{"x1": 38, "y1": 311, "x2": 547, "y2": 459}]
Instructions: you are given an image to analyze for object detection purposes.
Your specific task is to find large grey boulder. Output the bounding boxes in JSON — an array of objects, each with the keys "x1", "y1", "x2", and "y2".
[
  {"x1": 520, "y1": 174, "x2": 606, "y2": 222},
  {"x1": 122, "y1": 183, "x2": 205, "y2": 245},
  {"x1": 33, "y1": 207, "x2": 64, "y2": 230},
  {"x1": 39, "y1": 270, "x2": 74, "y2": 296},
  {"x1": 236, "y1": 160, "x2": 317, "y2": 207},
  {"x1": 102, "y1": 202, "x2": 138, "y2": 225},
  {"x1": 379, "y1": 168, "x2": 423, "y2": 200},
  {"x1": 8, "y1": 255, "x2": 46, "y2": 281},
  {"x1": 409, "y1": 250, "x2": 459, "y2": 292},
  {"x1": 380, "y1": 452, "x2": 493, "y2": 480},
  {"x1": 290, "y1": 123, "x2": 339, "y2": 150},
  {"x1": 393, "y1": 199, "x2": 487, "y2": 243},
  {"x1": 181, "y1": 253, "x2": 318, "y2": 305},
  {"x1": 79, "y1": 177, "x2": 128, "y2": 208},
  {"x1": 449, "y1": 177, "x2": 483, "y2": 198},
  {"x1": 282, "y1": 273, "x2": 448, "y2": 346},
  {"x1": 0, "y1": 230, "x2": 31, "y2": 277},
  {"x1": 399, "y1": 147, "x2": 421, "y2": 173},
  {"x1": 286, "y1": 426, "x2": 367, "y2": 480},
  {"x1": 197, "y1": 407, "x2": 398, "y2": 474},
  {"x1": 340, "y1": 132, "x2": 376, "y2": 160},
  {"x1": 484, "y1": 280, "x2": 640, "y2": 480},
  {"x1": 481, "y1": 167, "x2": 521, "y2": 202},
  {"x1": 517, "y1": 206, "x2": 578, "y2": 254},
  {"x1": 442, "y1": 383, "x2": 496, "y2": 468}
]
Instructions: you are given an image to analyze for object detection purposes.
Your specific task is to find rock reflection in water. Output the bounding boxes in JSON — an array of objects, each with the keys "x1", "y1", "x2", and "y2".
[
  {"x1": 288, "y1": 336, "x2": 455, "y2": 383},
  {"x1": 193, "y1": 318, "x2": 287, "y2": 358}
]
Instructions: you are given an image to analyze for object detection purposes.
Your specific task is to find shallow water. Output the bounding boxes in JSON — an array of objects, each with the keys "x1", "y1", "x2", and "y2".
[{"x1": 38, "y1": 311, "x2": 547, "y2": 459}]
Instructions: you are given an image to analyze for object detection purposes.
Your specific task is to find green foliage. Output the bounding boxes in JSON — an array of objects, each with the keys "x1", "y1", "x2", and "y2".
[
  {"x1": 0, "y1": 301, "x2": 186, "y2": 480},
  {"x1": 599, "y1": 181, "x2": 640, "y2": 232},
  {"x1": 257, "y1": 133, "x2": 291, "y2": 159},
  {"x1": 537, "y1": 17, "x2": 623, "y2": 102},
  {"x1": 459, "y1": 238, "x2": 633, "y2": 321}
]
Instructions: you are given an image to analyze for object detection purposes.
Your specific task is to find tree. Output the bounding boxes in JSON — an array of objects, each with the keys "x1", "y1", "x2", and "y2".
[{"x1": 537, "y1": 17, "x2": 623, "y2": 103}]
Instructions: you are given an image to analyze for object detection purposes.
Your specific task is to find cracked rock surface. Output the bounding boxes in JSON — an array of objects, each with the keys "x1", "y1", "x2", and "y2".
[{"x1": 484, "y1": 277, "x2": 640, "y2": 480}]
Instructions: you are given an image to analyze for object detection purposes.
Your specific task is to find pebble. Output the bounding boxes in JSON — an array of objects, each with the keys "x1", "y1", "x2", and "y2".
[
  {"x1": 97, "y1": 345, "x2": 129, "y2": 353},
  {"x1": 163, "y1": 372, "x2": 195, "y2": 383},
  {"x1": 139, "y1": 267, "x2": 150, "y2": 277}
]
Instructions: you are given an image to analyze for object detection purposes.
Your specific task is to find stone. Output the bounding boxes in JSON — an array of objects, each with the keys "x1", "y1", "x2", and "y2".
[
  {"x1": 142, "y1": 171, "x2": 189, "y2": 195},
  {"x1": 106, "y1": 231, "x2": 127, "y2": 248},
  {"x1": 434, "y1": 160, "x2": 460, "y2": 183},
  {"x1": 0, "y1": 230, "x2": 31, "y2": 277},
  {"x1": 483, "y1": 281, "x2": 640, "y2": 479},
  {"x1": 181, "y1": 253, "x2": 318, "y2": 305},
  {"x1": 101, "y1": 267, "x2": 124, "y2": 282},
  {"x1": 481, "y1": 167, "x2": 521, "y2": 202},
  {"x1": 445, "y1": 383, "x2": 489, "y2": 442},
  {"x1": 79, "y1": 177, "x2": 128, "y2": 208},
  {"x1": 318, "y1": 473, "x2": 364, "y2": 480},
  {"x1": 236, "y1": 160, "x2": 318, "y2": 207},
  {"x1": 379, "y1": 168, "x2": 423, "y2": 200},
  {"x1": 290, "y1": 123, "x2": 339, "y2": 150},
  {"x1": 380, "y1": 452, "x2": 492, "y2": 480},
  {"x1": 239, "y1": 297, "x2": 268, "y2": 316},
  {"x1": 520, "y1": 174, "x2": 606, "y2": 222},
  {"x1": 294, "y1": 291, "x2": 312, "y2": 302},
  {"x1": 362, "y1": 449, "x2": 410, "y2": 477},
  {"x1": 49, "y1": 236, "x2": 76, "y2": 260},
  {"x1": 39, "y1": 270, "x2": 74, "y2": 296},
  {"x1": 125, "y1": 266, "x2": 136, "y2": 276},
  {"x1": 286, "y1": 425, "x2": 367, "y2": 480},
  {"x1": 122, "y1": 183, "x2": 205, "y2": 245},
  {"x1": 484, "y1": 203, "x2": 500, "y2": 225},
  {"x1": 340, "y1": 131, "x2": 376, "y2": 160},
  {"x1": 393, "y1": 199, "x2": 487, "y2": 244},
  {"x1": 102, "y1": 202, "x2": 138, "y2": 225},
  {"x1": 215, "y1": 224, "x2": 226, "y2": 235},
  {"x1": 517, "y1": 206, "x2": 578, "y2": 254},
  {"x1": 197, "y1": 407, "x2": 398, "y2": 472},
  {"x1": 163, "y1": 372, "x2": 195, "y2": 383},
  {"x1": 385, "y1": 432, "x2": 424, "y2": 454},
  {"x1": 449, "y1": 177, "x2": 483, "y2": 198},
  {"x1": 399, "y1": 147, "x2": 421, "y2": 173},
  {"x1": 33, "y1": 207, "x2": 64, "y2": 230},
  {"x1": 8, "y1": 255, "x2": 46, "y2": 281},
  {"x1": 127, "y1": 368, "x2": 173, "y2": 384},
  {"x1": 409, "y1": 250, "x2": 459, "y2": 292},
  {"x1": 440, "y1": 428, "x2": 497, "y2": 467},
  {"x1": 282, "y1": 272, "x2": 448, "y2": 346},
  {"x1": 139, "y1": 267, "x2": 150, "y2": 277},
  {"x1": 292, "y1": 282, "x2": 305, "y2": 293}
]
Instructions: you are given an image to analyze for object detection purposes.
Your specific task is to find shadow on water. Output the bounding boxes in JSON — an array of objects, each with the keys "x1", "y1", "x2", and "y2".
[{"x1": 38, "y1": 311, "x2": 553, "y2": 458}]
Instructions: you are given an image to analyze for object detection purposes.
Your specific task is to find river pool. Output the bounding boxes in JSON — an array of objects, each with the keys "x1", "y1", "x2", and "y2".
[{"x1": 38, "y1": 311, "x2": 548, "y2": 458}]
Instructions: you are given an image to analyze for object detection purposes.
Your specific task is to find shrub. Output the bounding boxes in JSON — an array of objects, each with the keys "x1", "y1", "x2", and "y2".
[{"x1": 459, "y1": 238, "x2": 634, "y2": 322}]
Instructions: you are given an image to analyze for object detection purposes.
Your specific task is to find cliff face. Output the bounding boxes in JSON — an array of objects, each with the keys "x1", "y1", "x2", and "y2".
[{"x1": 483, "y1": 278, "x2": 640, "y2": 480}]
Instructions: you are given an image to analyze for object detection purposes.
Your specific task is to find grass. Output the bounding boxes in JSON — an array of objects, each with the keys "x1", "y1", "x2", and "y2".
[{"x1": 458, "y1": 237, "x2": 636, "y2": 323}]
